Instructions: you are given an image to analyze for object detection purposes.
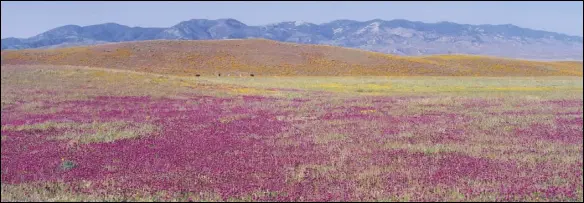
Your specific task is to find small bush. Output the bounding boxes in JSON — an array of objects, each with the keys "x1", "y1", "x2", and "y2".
[{"x1": 60, "y1": 160, "x2": 76, "y2": 171}]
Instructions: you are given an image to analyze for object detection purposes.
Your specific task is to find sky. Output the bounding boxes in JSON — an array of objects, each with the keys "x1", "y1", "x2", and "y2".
[{"x1": 1, "y1": 1, "x2": 583, "y2": 39}]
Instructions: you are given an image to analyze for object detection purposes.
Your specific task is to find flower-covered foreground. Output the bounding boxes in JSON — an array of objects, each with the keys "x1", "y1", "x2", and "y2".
[{"x1": 1, "y1": 65, "x2": 583, "y2": 201}]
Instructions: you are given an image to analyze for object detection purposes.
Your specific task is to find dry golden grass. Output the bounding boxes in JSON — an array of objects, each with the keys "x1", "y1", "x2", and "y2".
[{"x1": 1, "y1": 39, "x2": 582, "y2": 76}]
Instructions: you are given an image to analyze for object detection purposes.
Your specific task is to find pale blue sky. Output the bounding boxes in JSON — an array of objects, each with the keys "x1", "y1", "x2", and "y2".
[{"x1": 1, "y1": 1, "x2": 583, "y2": 39}]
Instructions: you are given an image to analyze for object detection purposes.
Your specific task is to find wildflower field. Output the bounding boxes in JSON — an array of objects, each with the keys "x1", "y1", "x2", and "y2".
[{"x1": 1, "y1": 63, "x2": 582, "y2": 202}]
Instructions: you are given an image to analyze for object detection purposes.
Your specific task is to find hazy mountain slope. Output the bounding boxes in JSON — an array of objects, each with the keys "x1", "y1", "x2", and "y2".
[{"x1": 2, "y1": 19, "x2": 582, "y2": 60}]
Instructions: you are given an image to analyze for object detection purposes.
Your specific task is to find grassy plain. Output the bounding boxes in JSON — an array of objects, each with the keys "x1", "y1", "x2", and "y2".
[{"x1": 1, "y1": 64, "x2": 582, "y2": 201}]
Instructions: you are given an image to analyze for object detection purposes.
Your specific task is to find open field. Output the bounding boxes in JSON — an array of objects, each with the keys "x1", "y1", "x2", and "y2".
[{"x1": 1, "y1": 64, "x2": 582, "y2": 201}]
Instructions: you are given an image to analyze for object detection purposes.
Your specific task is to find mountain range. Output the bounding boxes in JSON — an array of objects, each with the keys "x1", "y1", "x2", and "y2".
[{"x1": 2, "y1": 18, "x2": 583, "y2": 60}]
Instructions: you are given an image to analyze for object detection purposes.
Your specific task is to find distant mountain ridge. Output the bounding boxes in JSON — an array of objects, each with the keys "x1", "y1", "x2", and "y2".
[{"x1": 2, "y1": 18, "x2": 582, "y2": 60}]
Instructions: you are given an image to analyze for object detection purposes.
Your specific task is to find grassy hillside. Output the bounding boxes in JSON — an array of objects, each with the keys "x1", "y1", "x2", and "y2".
[{"x1": 1, "y1": 39, "x2": 582, "y2": 76}]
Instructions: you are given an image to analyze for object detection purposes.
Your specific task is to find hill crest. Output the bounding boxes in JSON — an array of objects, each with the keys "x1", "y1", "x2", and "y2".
[
  {"x1": 1, "y1": 39, "x2": 582, "y2": 77},
  {"x1": 2, "y1": 18, "x2": 582, "y2": 61}
]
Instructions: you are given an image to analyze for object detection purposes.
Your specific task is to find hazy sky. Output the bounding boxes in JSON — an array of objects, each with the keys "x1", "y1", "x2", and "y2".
[{"x1": 2, "y1": 1, "x2": 583, "y2": 38}]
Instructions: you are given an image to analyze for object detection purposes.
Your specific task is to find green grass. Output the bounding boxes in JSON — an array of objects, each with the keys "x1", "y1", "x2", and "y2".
[
  {"x1": 2, "y1": 65, "x2": 582, "y2": 102},
  {"x1": 53, "y1": 121, "x2": 158, "y2": 144},
  {"x1": 194, "y1": 76, "x2": 583, "y2": 93},
  {"x1": 2, "y1": 120, "x2": 159, "y2": 144}
]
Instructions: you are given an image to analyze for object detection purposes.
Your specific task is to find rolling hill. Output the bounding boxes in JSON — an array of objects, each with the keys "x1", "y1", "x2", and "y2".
[
  {"x1": 2, "y1": 18, "x2": 582, "y2": 60},
  {"x1": 1, "y1": 39, "x2": 582, "y2": 77}
]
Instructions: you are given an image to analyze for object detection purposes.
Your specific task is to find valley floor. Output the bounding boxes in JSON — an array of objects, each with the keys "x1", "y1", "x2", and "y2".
[{"x1": 1, "y1": 65, "x2": 583, "y2": 201}]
